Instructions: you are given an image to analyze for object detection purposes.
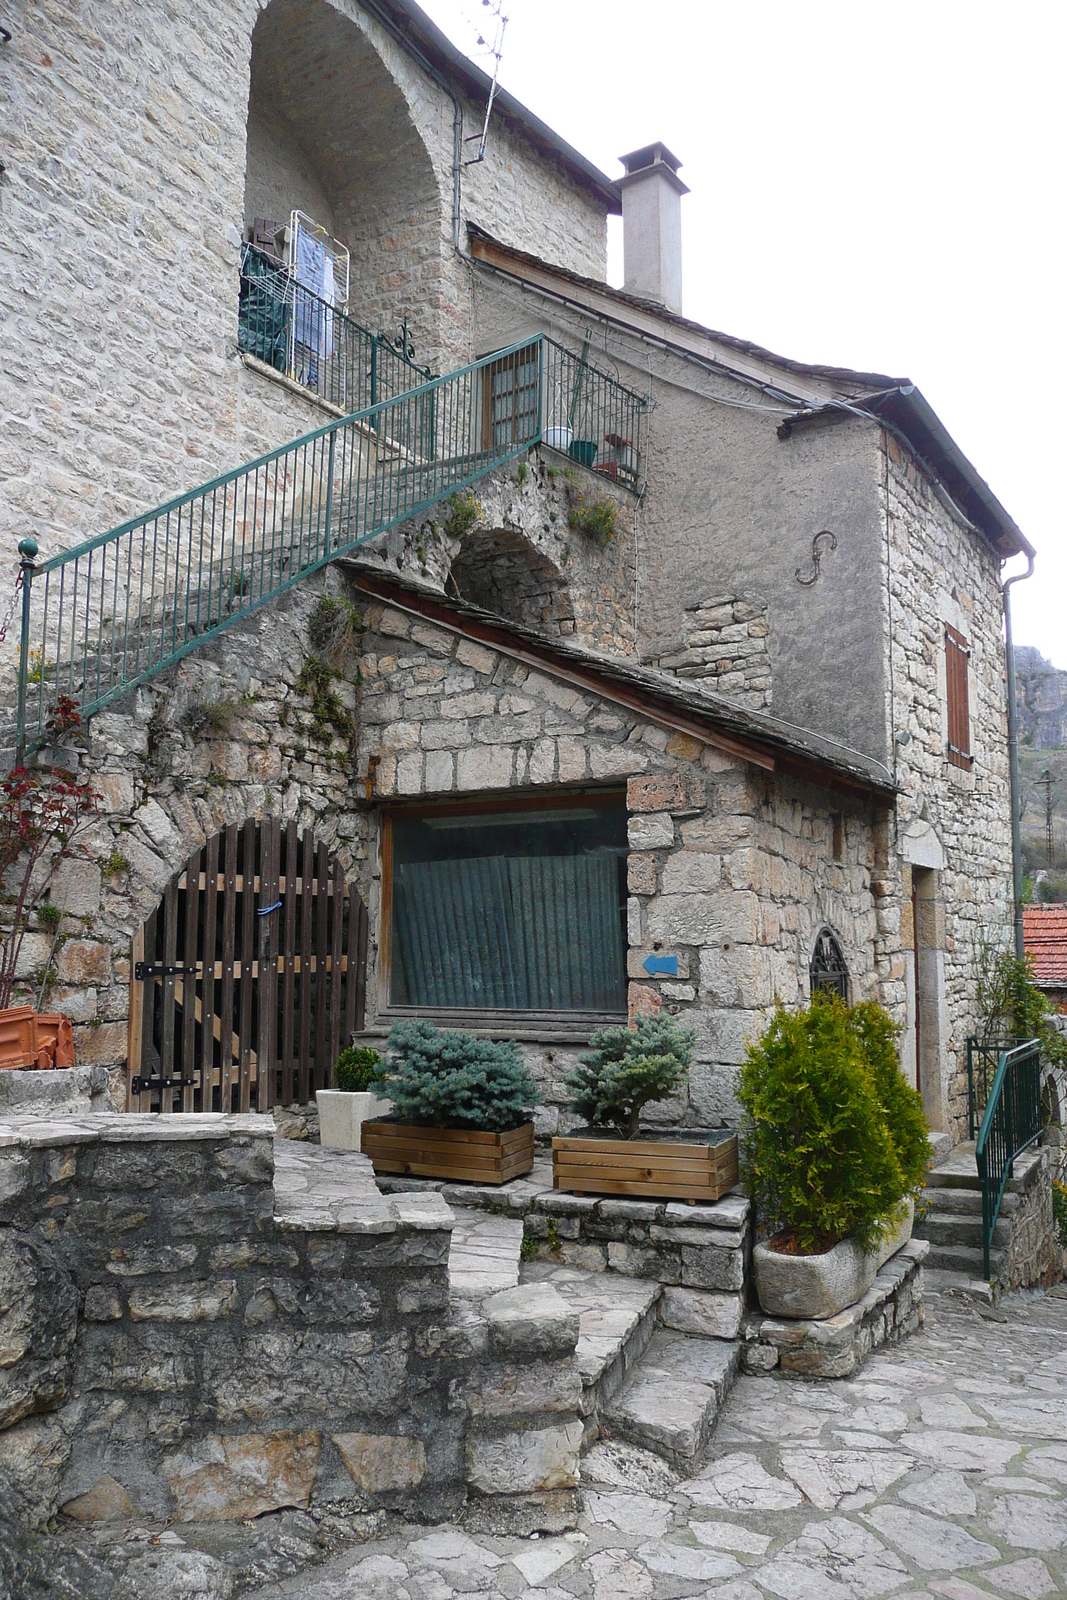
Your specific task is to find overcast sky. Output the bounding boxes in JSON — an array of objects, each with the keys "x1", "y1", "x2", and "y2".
[{"x1": 420, "y1": 0, "x2": 1065, "y2": 668}]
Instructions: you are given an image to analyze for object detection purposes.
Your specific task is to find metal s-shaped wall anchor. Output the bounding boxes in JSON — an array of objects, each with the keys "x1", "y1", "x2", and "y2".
[{"x1": 795, "y1": 529, "x2": 838, "y2": 586}]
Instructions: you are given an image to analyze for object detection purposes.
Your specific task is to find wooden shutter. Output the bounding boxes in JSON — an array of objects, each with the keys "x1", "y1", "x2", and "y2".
[
  {"x1": 484, "y1": 345, "x2": 539, "y2": 450},
  {"x1": 945, "y1": 624, "x2": 972, "y2": 769}
]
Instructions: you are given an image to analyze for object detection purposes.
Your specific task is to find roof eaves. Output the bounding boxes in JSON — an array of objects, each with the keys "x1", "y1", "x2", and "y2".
[
  {"x1": 371, "y1": 1, "x2": 621, "y2": 211},
  {"x1": 343, "y1": 560, "x2": 899, "y2": 802}
]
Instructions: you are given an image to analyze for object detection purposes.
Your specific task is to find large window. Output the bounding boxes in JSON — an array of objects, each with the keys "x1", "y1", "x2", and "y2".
[
  {"x1": 383, "y1": 797, "x2": 628, "y2": 1022},
  {"x1": 484, "y1": 344, "x2": 540, "y2": 451}
]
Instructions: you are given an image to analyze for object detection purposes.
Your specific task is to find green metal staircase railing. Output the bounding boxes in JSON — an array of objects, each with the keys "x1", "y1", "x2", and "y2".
[
  {"x1": 974, "y1": 1037, "x2": 1042, "y2": 1278},
  {"x1": 14, "y1": 334, "x2": 646, "y2": 756}
]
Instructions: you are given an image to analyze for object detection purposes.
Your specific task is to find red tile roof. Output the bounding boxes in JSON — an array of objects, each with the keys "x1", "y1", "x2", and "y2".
[{"x1": 1024, "y1": 906, "x2": 1067, "y2": 986}]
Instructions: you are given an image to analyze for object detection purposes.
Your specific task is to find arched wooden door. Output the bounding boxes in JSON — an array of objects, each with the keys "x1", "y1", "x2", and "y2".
[{"x1": 127, "y1": 817, "x2": 367, "y2": 1113}]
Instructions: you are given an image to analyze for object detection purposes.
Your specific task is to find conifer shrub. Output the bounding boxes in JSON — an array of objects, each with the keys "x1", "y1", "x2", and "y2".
[
  {"x1": 846, "y1": 1001, "x2": 929, "y2": 1191},
  {"x1": 565, "y1": 1013, "x2": 695, "y2": 1139},
  {"x1": 382, "y1": 1020, "x2": 540, "y2": 1131},
  {"x1": 738, "y1": 997, "x2": 919, "y2": 1255},
  {"x1": 333, "y1": 1045, "x2": 383, "y2": 1094}
]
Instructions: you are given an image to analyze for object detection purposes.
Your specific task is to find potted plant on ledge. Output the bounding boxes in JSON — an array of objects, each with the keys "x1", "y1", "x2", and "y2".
[
  {"x1": 552, "y1": 1014, "x2": 739, "y2": 1201},
  {"x1": 317, "y1": 1046, "x2": 393, "y2": 1153},
  {"x1": 361, "y1": 1020, "x2": 540, "y2": 1184},
  {"x1": 740, "y1": 996, "x2": 928, "y2": 1320}
]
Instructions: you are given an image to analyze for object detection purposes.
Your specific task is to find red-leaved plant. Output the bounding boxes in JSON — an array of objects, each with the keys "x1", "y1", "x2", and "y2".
[{"x1": 0, "y1": 699, "x2": 100, "y2": 1012}]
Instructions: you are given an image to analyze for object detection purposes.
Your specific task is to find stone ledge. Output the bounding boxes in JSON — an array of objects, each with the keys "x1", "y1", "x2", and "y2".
[
  {"x1": 0, "y1": 1112, "x2": 273, "y2": 1149},
  {"x1": 741, "y1": 1240, "x2": 928, "y2": 1379}
]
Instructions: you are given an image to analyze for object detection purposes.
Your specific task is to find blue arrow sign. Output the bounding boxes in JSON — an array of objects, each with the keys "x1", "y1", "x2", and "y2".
[{"x1": 643, "y1": 954, "x2": 678, "y2": 977}]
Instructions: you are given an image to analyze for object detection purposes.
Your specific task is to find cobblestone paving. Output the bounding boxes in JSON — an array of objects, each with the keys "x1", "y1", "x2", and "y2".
[
  {"x1": 242, "y1": 1287, "x2": 1067, "y2": 1600},
  {"x1": 63, "y1": 1286, "x2": 1067, "y2": 1598}
]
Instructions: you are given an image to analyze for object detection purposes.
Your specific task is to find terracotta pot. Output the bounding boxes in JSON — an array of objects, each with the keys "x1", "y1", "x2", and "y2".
[{"x1": 0, "y1": 1007, "x2": 41, "y2": 1071}]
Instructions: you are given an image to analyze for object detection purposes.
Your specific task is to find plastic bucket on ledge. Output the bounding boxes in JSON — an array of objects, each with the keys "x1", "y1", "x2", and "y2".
[
  {"x1": 544, "y1": 426, "x2": 573, "y2": 451},
  {"x1": 568, "y1": 439, "x2": 598, "y2": 467}
]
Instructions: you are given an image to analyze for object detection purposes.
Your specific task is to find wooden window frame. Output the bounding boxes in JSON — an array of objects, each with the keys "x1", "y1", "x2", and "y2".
[
  {"x1": 482, "y1": 343, "x2": 540, "y2": 453},
  {"x1": 945, "y1": 623, "x2": 973, "y2": 770},
  {"x1": 376, "y1": 789, "x2": 629, "y2": 1036}
]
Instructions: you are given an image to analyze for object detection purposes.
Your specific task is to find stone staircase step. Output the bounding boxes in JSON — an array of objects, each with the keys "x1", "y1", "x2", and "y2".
[
  {"x1": 921, "y1": 1240, "x2": 1003, "y2": 1277},
  {"x1": 919, "y1": 1186, "x2": 1019, "y2": 1216},
  {"x1": 448, "y1": 1207, "x2": 523, "y2": 1298},
  {"x1": 915, "y1": 1212, "x2": 1011, "y2": 1249},
  {"x1": 602, "y1": 1329, "x2": 739, "y2": 1473},
  {"x1": 923, "y1": 1267, "x2": 995, "y2": 1303},
  {"x1": 520, "y1": 1262, "x2": 660, "y2": 1434}
]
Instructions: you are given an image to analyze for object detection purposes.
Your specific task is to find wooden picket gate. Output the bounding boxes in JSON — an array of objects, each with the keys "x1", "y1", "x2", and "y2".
[{"x1": 127, "y1": 817, "x2": 368, "y2": 1112}]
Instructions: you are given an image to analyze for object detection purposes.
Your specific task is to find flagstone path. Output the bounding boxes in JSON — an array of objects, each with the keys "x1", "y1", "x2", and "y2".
[{"x1": 62, "y1": 1283, "x2": 1067, "y2": 1598}]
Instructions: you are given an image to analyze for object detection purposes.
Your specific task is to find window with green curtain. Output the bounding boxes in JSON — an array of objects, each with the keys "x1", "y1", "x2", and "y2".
[{"x1": 389, "y1": 800, "x2": 628, "y2": 1015}]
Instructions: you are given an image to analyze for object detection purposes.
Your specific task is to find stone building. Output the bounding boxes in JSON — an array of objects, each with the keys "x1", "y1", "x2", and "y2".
[{"x1": 0, "y1": 0, "x2": 1034, "y2": 1144}]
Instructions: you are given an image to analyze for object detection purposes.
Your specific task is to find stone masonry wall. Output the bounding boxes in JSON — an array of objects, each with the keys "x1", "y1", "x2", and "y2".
[
  {"x1": 355, "y1": 596, "x2": 879, "y2": 1131},
  {"x1": 0, "y1": 1115, "x2": 466, "y2": 1528},
  {"x1": 876, "y1": 433, "x2": 1014, "y2": 1138},
  {"x1": 653, "y1": 595, "x2": 772, "y2": 711},
  {"x1": 0, "y1": 0, "x2": 610, "y2": 694}
]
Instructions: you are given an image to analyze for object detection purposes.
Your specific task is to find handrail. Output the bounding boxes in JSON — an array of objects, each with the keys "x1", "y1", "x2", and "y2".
[
  {"x1": 15, "y1": 334, "x2": 647, "y2": 754},
  {"x1": 974, "y1": 1037, "x2": 1042, "y2": 1278},
  {"x1": 238, "y1": 244, "x2": 434, "y2": 414},
  {"x1": 966, "y1": 1034, "x2": 1024, "y2": 1139}
]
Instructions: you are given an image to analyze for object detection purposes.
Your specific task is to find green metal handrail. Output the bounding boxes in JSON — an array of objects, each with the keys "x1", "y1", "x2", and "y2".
[
  {"x1": 974, "y1": 1037, "x2": 1042, "y2": 1278},
  {"x1": 966, "y1": 1035, "x2": 1025, "y2": 1138},
  {"x1": 238, "y1": 244, "x2": 434, "y2": 415},
  {"x1": 15, "y1": 335, "x2": 646, "y2": 754}
]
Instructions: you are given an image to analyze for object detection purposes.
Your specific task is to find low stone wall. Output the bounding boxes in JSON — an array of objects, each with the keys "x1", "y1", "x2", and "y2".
[
  {"x1": 0, "y1": 1115, "x2": 467, "y2": 1529},
  {"x1": 740, "y1": 1240, "x2": 927, "y2": 1379},
  {"x1": 1001, "y1": 1143, "x2": 1061, "y2": 1292}
]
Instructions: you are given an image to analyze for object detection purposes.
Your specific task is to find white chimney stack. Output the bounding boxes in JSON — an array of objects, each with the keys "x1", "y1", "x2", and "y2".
[{"x1": 619, "y1": 143, "x2": 688, "y2": 315}]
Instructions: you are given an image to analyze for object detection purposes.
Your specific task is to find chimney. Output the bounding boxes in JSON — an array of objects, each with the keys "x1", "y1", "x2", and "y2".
[{"x1": 619, "y1": 143, "x2": 688, "y2": 315}]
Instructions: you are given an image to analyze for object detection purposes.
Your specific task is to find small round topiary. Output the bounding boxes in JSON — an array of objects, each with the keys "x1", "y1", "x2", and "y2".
[{"x1": 333, "y1": 1046, "x2": 383, "y2": 1094}]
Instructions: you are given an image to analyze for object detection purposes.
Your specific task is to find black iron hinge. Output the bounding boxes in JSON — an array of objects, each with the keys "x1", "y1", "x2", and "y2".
[{"x1": 133, "y1": 962, "x2": 198, "y2": 982}]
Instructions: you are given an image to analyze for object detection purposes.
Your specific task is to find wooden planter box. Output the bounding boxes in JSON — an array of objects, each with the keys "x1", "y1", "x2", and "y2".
[
  {"x1": 552, "y1": 1127, "x2": 739, "y2": 1202},
  {"x1": 361, "y1": 1118, "x2": 535, "y2": 1185}
]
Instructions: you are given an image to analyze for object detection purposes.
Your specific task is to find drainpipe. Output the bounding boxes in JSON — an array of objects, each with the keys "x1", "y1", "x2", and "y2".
[
  {"x1": 1003, "y1": 552, "x2": 1036, "y2": 960},
  {"x1": 358, "y1": 0, "x2": 465, "y2": 251}
]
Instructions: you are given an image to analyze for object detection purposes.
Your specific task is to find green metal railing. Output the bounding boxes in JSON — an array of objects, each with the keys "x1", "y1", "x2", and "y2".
[
  {"x1": 966, "y1": 1035, "x2": 1024, "y2": 1138},
  {"x1": 238, "y1": 245, "x2": 434, "y2": 417},
  {"x1": 15, "y1": 334, "x2": 646, "y2": 754},
  {"x1": 974, "y1": 1037, "x2": 1042, "y2": 1278}
]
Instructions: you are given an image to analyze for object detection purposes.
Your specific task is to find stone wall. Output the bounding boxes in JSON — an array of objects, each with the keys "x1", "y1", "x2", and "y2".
[
  {"x1": 0, "y1": 1115, "x2": 474, "y2": 1529},
  {"x1": 1000, "y1": 1144, "x2": 1061, "y2": 1293},
  {"x1": 877, "y1": 433, "x2": 1014, "y2": 1138},
  {"x1": 0, "y1": 0, "x2": 611, "y2": 695},
  {"x1": 653, "y1": 595, "x2": 772, "y2": 711}
]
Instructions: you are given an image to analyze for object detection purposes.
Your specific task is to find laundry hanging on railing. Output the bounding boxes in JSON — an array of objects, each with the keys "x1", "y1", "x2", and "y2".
[{"x1": 293, "y1": 231, "x2": 334, "y2": 363}]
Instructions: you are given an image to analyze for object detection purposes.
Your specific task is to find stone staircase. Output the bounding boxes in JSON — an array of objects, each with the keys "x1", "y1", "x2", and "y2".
[
  {"x1": 915, "y1": 1138, "x2": 1044, "y2": 1300},
  {"x1": 446, "y1": 1214, "x2": 741, "y2": 1476}
]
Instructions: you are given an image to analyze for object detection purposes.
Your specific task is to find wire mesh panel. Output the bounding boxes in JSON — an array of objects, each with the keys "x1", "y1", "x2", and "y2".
[{"x1": 127, "y1": 817, "x2": 368, "y2": 1112}]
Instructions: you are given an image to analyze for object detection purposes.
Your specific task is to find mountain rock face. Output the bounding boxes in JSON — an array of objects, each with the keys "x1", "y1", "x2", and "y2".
[{"x1": 1016, "y1": 647, "x2": 1067, "y2": 749}]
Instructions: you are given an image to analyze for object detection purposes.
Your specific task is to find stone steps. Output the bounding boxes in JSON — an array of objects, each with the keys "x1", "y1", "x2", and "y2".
[
  {"x1": 917, "y1": 1139, "x2": 1047, "y2": 1297},
  {"x1": 602, "y1": 1329, "x2": 739, "y2": 1474},
  {"x1": 915, "y1": 1211, "x2": 1011, "y2": 1248},
  {"x1": 447, "y1": 1207, "x2": 524, "y2": 1298},
  {"x1": 918, "y1": 1239, "x2": 1005, "y2": 1276},
  {"x1": 520, "y1": 1262, "x2": 660, "y2": 1438}
]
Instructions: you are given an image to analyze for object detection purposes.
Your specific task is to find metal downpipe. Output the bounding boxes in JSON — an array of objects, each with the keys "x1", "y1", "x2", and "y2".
[{"x1": 1003, "y1": 552, "x2": 1036, "y2": 960}]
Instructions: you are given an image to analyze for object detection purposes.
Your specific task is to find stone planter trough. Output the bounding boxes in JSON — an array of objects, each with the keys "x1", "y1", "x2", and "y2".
[
  {"x1": 754, "y1": 1196, "x2": 917, "y2": 1321},
  {"x1": 552, "y1": 1127, "x2": 739, "y2": 1202},
  {"x1": 361, "y1": 1117, "x2": 535, "y2": 1184},
  {"x1": 316, "y1": 1089, "x2": 393, "y2": 1153}
]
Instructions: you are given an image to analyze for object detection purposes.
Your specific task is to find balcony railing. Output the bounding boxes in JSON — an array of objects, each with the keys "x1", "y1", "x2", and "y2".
[
  {"x1": 15, "y1": 335, "x2": 647, "y2": 754},
  {"x1": 974, "y1": 1037, "x2": 1042, "y2": 1278},
  {"x1": 238, "y1": 244, "x2": 434, "y2": 416}
]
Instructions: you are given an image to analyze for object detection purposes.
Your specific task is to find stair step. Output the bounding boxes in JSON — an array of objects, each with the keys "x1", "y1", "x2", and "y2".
[
  {"x1": 923, "y1": 1267, "x2": 996, "y2": 1303},
  {"x1": 922, "y1": 1241, "x2": 1003, "y2": 1276},
  {"x1": 520, "y1": 1262, "x2": 660, "y2": 1432},
  {"x1": 603, "y1": 1329, "x2": 739, "y2": 1473},
  {"x1": 448, "y1": 1207, "x2": 523, "y2": 1298},
  {"x1": 919, "y1": 1186, "x2": 1020, "y2": 1216},
  {"x1": 915, "y1": 1213, "x2": 1011, "y2": 1248}
]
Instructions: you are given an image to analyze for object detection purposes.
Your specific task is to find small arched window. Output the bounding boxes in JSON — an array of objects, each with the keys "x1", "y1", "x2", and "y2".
[{"x1": 810, "y1": 929, "x2": 849, "y2": 1001}]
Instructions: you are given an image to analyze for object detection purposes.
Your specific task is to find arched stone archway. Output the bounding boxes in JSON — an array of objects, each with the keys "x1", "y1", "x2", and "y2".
[
  {"x1": 127, "y1": 814, "x2": 367, "y2": 1113},
  {"x1": 244, "y1": 0, "x2": 445, "y2": 355},
  {"x1": 449, "y1": 527, "x2": 576, "y2": 636}
]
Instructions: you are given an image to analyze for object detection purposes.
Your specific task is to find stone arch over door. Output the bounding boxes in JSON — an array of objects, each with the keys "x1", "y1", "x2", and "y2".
[
  {"x1": 449, "y1": 527, "x2": 576, "y2": 635},
  {"x1": 127, "y1": 816, "x2": 367, "y2": 1113}
]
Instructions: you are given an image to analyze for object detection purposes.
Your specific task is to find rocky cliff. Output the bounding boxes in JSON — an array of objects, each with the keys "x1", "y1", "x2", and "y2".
[{"x1": 1016, "y1": 647, "x2": 1067, "y2": 750}]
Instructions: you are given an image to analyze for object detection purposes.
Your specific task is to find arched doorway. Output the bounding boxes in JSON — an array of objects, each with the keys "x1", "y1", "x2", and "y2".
[
  {"x1": 127, "y1": 817, "x2": 367, "y2": 1113},
  {"x1": 450, "y1": 527, "x2": 576, "y2": 635}
]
